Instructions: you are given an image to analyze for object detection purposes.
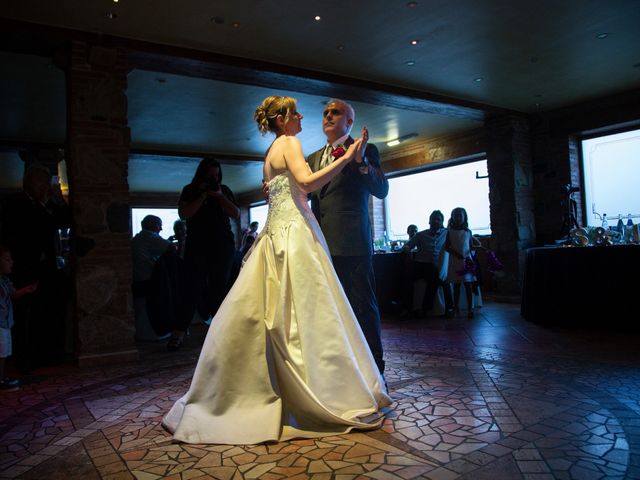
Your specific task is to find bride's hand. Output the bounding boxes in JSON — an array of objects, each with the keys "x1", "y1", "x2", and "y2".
[
  {"x1": 344, "y1": 138, "x2": 364, "y2": 161},
  {"x1": 355, "y1": 127, "x2": 369, "y2": 164}
]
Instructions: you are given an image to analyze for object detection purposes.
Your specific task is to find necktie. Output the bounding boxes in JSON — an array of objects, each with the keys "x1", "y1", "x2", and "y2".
[{"x1": 320, "y1": 145, "x2": 333, "y2": 169}]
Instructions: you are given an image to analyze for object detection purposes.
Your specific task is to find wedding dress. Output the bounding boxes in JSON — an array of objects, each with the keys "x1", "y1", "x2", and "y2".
[{"x1": 162, "y1": 172, "x2": 391, "y2": 444}]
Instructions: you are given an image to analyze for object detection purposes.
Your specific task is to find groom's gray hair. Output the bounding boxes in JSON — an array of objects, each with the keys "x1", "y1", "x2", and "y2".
[{"x1": 326, "y1": 98, "x2": 355, "y2": 131}]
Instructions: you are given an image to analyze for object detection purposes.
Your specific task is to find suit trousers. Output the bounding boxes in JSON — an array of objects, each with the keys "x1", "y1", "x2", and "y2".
[
  {"x1": 332, "y1": 255, "x2": 385, "y2": 373},
  {"x1": 404, "y1": 261, "x2": 453, "y2": 314},
  {"x1": 11, "y1": 268, "x2": 69, "y2": 372}
]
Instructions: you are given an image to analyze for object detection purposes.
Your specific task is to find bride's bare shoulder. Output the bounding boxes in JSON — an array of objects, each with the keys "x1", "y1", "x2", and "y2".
[{"x1": 281, "y1": 136, "x2": 301, "y2": 147}]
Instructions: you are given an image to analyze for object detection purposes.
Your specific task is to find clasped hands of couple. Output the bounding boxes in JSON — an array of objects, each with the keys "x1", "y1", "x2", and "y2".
[
  {"x1": 262, "y1": 126, "x2": 370, "y2": 196},
  {"x1": 337, "y1": 126, "x2": 369, "y2": 166}
]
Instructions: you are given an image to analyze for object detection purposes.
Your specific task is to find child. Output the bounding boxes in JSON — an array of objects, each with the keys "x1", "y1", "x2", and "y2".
[
  {"x1": 0, "y1": 243, "x2": 37, "y2": 389},
  {"x1": 445, "y1": 208, "x2": 476, "y2": 318}
]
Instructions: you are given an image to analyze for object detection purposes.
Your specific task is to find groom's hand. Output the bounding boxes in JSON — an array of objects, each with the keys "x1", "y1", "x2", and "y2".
[{"x1": 355, "y1": 127, "x2": 369, "y2": 164}]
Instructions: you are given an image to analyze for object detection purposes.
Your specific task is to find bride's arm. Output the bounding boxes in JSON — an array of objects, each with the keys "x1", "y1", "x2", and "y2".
[{"x1": 284, "y1": 137, "x2": 361, "y2": 193}]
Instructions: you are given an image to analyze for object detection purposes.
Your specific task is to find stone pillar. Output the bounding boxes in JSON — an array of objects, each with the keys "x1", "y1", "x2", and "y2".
[
  {"x1": 66, "y1": 41, "x2": 138, "y2": 366},
  {"x1": 485, "y1": 115, "x2": 536, "y2": 298}
]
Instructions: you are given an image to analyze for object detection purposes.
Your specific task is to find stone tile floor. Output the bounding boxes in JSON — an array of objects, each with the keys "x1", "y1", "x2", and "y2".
[{"x1": 1, "y1": 302, "x2": 639, "y2": 479}]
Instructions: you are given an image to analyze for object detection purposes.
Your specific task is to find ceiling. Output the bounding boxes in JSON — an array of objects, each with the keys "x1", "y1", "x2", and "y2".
[{"x1": 1, "y1": 0, "x2": 639, "y2": 195}]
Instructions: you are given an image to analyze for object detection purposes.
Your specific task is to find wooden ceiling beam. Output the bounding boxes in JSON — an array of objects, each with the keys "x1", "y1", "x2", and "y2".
[
  {"x1": 129, "y1": 147, "x2": 262, "y2": 165},
  {"x1": 126, "y1": 49, "x2": 493, "y2": 121},
  {"x1": 0, "y1": 18, "x2": 516, "y2": 121}
]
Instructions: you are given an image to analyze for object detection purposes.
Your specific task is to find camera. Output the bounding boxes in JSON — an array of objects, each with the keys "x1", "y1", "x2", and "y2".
[
  {"x1": 204, "y1": 178, "x2": 220, "y2": 192},
  {"x1": 561, "y1": 184, "x2": 580, "y2": 194}
]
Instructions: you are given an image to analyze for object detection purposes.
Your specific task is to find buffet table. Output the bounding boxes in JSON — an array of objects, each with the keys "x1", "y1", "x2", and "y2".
[{"x1": 521, "y1": 244, "x2": 640, "y2": 329}]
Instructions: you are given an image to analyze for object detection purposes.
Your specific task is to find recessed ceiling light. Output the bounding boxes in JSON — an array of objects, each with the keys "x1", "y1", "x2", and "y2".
[
  {"x1": 407, "y1": 2, "x2": 418, "y2": 7},
  {"x1": 410, "y1": 40, "x2": 419, "y2": 45},
  {"x1": 232, "y1": 22, "x2": 240, "y2": 28},
  {"x1": 337, "y1": 44, "x2": 345, "y2": 51},
  {"x1": 406, "y1": 60, "x2": 416, "y2": 66},
  {"x1": 596, "y1": 32, "x2": 608, "y2": 39},
  {"x1": 314, "y1": 15, "x2": 321, "y2": 21},
  {"x1": 106, "y1": 12, "x2": 117, "y2": 19},
  {"x1": 474, "y1": 77, "x2": 483, "y2": 82},
  {"x1": 113, "y1": 0, "x2": 119, "y2": 3}
]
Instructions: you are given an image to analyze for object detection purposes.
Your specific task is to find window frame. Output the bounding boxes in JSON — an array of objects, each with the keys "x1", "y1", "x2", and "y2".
[
  {"x1": 383, "y1": 154, "x2": 491, "y2": 239},
  {"x1": 578, "y1": 123, "x2": 640, "y2": 227}
]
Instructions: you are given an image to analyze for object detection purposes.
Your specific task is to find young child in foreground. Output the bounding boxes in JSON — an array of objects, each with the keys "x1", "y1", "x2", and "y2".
[{"x1": 0, "y1": 243, "x2": 37, "y2": 389}]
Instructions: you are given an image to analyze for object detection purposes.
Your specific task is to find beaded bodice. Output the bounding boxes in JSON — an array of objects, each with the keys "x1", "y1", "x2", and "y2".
[{"x1": 264, "y1": 173, "x2": 316, "y2": 232}]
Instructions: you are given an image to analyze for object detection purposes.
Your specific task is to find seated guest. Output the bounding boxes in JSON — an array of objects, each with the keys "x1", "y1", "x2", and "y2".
[
  {"x1": 228, "y1": 231, "x2": 257, "y2": 288},
  {"x1": 241, "y1": 221, "x2": 259, "y2": 247},
  {"x1": 132, "y1": 215, "x2": 173, "y2": 341},
  {"x1": 406, "y1": 224, "x2": 418, "y2": 240},
  {"x1": 168, "y1": 219, "x2": 187, "y2": 259},
  {"x1": 401, "y1": 210, "x2": 453, "y2": 318},
  {"x1": 240, "y1": 232, "x2": 256, "y2": 256}
]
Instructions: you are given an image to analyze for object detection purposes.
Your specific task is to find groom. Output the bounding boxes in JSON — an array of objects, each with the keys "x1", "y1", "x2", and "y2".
[{"x1": 307, "y1": 99, "x2": 389, "y2": 373}]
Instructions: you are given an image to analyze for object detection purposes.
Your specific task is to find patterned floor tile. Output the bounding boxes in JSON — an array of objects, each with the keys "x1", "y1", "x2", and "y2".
[{"x1": 1, "y1": 303, "x2": 639, "y2": 478}]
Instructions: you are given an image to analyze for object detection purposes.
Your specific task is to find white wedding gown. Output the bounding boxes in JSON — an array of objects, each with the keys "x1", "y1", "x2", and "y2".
[{"x1": 162, "y1": 172, "x2": 391, "y2": 444}]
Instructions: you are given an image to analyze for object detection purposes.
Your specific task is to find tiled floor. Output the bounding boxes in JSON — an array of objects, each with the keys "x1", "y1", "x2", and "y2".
[{"x1": 1, "y1": 302, "x2": 639, "y2": 479}]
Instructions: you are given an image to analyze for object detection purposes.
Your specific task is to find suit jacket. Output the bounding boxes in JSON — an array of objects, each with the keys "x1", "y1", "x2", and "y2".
[
  {"x1": 307, "y1": 137, "x2": 388, "y2": 256},
  {"x1": 0, "y1": 192, "x2": 72, "y2": 287}
]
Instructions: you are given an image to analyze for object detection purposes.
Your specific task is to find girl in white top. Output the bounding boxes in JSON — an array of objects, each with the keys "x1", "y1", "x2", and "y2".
[{"x1": 445, "y1": 207, "x2": 477, "y2": 318}]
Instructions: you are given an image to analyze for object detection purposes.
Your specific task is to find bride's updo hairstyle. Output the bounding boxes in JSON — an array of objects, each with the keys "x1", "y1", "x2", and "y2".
[{"x1": 254, "y1": 96, "x2": 297, "y2": 135}]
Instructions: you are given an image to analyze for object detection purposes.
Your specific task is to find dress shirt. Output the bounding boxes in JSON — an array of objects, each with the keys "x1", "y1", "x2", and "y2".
[{"x1": 404, "y1": 228, "x2": 447, "y2": 264}]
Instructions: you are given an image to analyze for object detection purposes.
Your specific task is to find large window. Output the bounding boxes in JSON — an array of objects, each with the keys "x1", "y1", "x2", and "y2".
[
  {"x1": 131, "y1": 207, "x2": 180, "y2": 240},
  {"x1": 386, "y1": 160, "x2": 491, "y2": 240},
  {"x1": 581, "y1": 128, "x2": 640, "y2": 227}
]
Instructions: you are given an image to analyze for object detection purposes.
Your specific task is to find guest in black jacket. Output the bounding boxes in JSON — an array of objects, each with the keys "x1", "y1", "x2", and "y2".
[{"x1": 0, "y1": 164, "x2": 72, "y2": 372}]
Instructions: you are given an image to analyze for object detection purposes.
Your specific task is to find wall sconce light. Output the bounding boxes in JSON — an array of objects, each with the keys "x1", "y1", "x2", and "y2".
[{"x1": 386, "y1": 132, "x2": 418, "y2": 147}]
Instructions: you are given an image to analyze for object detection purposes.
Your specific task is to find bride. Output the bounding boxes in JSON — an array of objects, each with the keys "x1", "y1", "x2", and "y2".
[{"x1": 162, "y1": 95, "x2": 391, "y2": 444}]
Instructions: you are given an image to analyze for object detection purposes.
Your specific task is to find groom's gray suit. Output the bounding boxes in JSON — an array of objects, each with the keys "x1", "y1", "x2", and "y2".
[{"x1": 307, "y1": 137, "x2": 389, "y2": 373}]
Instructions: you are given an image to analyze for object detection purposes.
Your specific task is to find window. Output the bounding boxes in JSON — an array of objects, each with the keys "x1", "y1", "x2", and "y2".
[
  {"x1": 249, "y1": 204, "x2": 269, "y2": 234},
  {"x1": 385, "y1": 160, "x2": 491, "y2": 240},
  {"x1": 581, "y1": 128, "x2": 640, "y2": 227},
  {"x1": 131, "y1": 207, "x2": 180, "y2": 240}
]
